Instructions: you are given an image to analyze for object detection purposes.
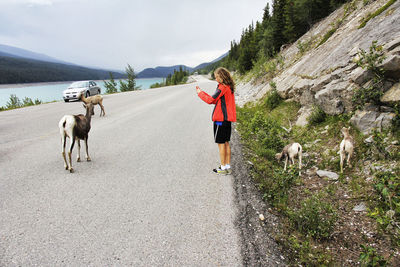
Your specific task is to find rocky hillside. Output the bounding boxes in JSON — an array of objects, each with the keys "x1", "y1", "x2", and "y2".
[
  {"x1": 232, "y1": 0, "x2": 399, "y2": 265},
  {"x1": 236, "y1": 0, "x2": 399, "y2": 134}
]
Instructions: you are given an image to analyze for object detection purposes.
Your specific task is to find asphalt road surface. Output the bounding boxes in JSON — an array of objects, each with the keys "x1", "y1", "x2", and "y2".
[{"x1": 0, "y1": 76, "x2": 242, "y2": 266}]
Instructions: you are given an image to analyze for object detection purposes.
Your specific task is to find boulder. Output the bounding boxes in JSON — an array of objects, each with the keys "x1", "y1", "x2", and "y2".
[
  {"x1": 300, "y1": 89, "x2": 315, "y2": 106},
  {"x1": 381, "y1": 83, "x2": 400, "y2": 103},
  {"x1": 290, "y1": 78, "x2": 313, "y2": 98},
  {"x1": 381, "y1": 54, "x2": 400, "y2": 79},
  {"x1": 349, "y1": 67, "x2": 372, "y2": 85},
  {"x1": 310, "y1": 73, "x2": 338, "y2": 93},
  {"x1": 384, "y1": 37, "x2": 400, "y2": 52},
  {"x1": 296, "y1": 107, "x2": 313, "y2": 126},
  {"x1": 315, "y1": 80, "x2": 350, "y2": 114},
  {"x1": 350, "y1": 109, "x2": 396, "y2": 134}
]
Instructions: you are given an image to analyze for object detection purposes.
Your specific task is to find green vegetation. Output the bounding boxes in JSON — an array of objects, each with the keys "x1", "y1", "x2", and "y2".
[
  {"x1": 359, "y1": 245, "x2": 388, "y2": 266},
  {"x1": 236, "y1": 87, "x2": 399, "y2": 264},
  {"x1": 353, "y1": 41, "x2": 386, "y2": 110},
  {"x1": 150, "y1": 66, "x2": 189, "y2": 88},
  {"x1": 0, "y1": 94, "x2": 42, "y2": 111},
  {"x1": 318, "y1": 28, "x2": 337, "y2": 46},
  {"x1": 289, "y1": 193, "x2": 338, "y2": 239},
  {"x1": 103, "y1": 64, "x2": 140, "y2": 93},
  {"x1": 104, "y1": 72, "x2": 118, "y2": 94},
  {"x1": 264, "y1": 82, "x2": 282, "y2": 110},
  {"x1": 119, "y1": 64, "x2": 140, "y2": 92},
  {"x1": 369, "y1": 169, "x2": 400, "y2": 245},
  {"x1": 308, "y1": 105, "x2": 327, "y2": 125},
  {"x1": 359, "y1": 0, "x2": 398, "y2": 28}
]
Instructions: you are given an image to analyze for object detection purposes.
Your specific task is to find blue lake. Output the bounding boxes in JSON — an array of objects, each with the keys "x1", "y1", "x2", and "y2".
[{"x1": 0, "y1": 78, "x2": 164, "y2": 107}]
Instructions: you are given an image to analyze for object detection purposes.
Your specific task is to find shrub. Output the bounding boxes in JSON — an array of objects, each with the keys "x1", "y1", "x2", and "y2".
[
  {"x1": 289, "y1": 193, "x2": 338, "y2": 239},
  {"x1": 308, "y1": 105, "x2": 326, "y2": 125},
  {"x1": 248, "y1": 111, "x2": 285, "y2": 157},
  {"x1": 359, "y1": 245, "x2": 388, "y2": 266},
  {"x1": 6, "y1": 94, "x2": 22, "y2": 109},
  {"x1": 369, "y1": 169, "x2": 400, "y2": 244},
  {"x1": 264, "y1": 82, "x2": 282, "y2": 110},
  {"x1": 353, "y1": 41, "x2": 385, "y2": 109},
  {"x1": 261, "y1": 166, "x2": 299, "y2": 207}
]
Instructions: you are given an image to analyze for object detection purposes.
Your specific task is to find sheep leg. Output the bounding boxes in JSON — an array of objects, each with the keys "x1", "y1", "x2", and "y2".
[
  {"x1": 347, "y1": 152, "x2": 352, "y2": 168},
  {"x1": 84, "y1": 137, "x2": 91, "y2": 161},
  {"x1": 298, "y1": 152, "x2": 302, "y2": 176},
  {"x1": 284, "y1": 156, "x2": 288, "y2": 171},
  {"x1": 99, "y1": 103, "x2": 105, "y2": 116},
  {"x1": 68, "y1": 138, "x2": 75, "y2": 173},
  {"x1": 340, "y1": 151, "x2": 345, "y2": 173},
  {"x1": 76, "y1": 139, "x2": 81, "y2": 162},
  {"x1": 61, "y1": 135, "x2": 68, "y2": 170}
]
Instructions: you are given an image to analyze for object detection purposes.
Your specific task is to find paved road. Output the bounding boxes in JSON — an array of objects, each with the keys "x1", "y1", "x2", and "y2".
[{"x1": 0, "y1": 76, "x2": 242, "y2": 266}]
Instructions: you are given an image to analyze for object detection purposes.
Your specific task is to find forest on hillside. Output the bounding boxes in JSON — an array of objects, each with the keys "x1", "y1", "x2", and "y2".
[
  {"x1": 211, "y1": 0, "x2": 348, "y2": 74},
  {"x1": 0, "y1": 55, "x2": 125, "y2": 84}
]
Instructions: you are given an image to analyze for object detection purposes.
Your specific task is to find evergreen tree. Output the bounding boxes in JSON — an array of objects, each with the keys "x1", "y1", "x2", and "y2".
[
  {"x1": 104, "y1": 72, "x2": 118, "y2": 94},
  {"x1": 271, "y1": 0, "x2": 288, "y2": 52},
  {"x1": 284, "y1": 0, "x2": 297, "y2": 43},
  {"x1": 119, "y1": 64, "x2": 137, "y2": 92}
]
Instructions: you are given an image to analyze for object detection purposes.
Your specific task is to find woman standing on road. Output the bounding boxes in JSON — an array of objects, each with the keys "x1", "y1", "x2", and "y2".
[{"x1": 196, "y1": 67, "x2": 236, "y2": 175}]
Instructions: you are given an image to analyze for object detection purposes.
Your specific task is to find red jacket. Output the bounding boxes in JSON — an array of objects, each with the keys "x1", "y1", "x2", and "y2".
[{"x1": 198, "y1": 83, "x2": 236, "y2": 122}]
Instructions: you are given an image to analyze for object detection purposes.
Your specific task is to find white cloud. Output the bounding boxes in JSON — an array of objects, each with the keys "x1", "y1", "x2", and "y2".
[
  {"x1": 28, "y1": 0, "x2": 53, "y2": 6},
  {"x1": 0, "y1": 0, "x2": 271, "y2": 71}
]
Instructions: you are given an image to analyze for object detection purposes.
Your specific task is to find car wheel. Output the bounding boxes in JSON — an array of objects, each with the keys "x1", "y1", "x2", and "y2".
[
  {"x1": 85, "y1": 91, "x2": 90, "y2": 98},
  {"x1": 64, "y1": 99, "x2": 69, "y2": 102},
  {"x1": 97, "y1": 89, "x2": 101, "y2": 95}
]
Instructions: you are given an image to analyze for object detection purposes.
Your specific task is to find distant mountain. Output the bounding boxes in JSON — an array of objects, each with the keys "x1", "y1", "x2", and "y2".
[
  {"x1": 0, "y1": 44, "x2": 73, "y2": 65},
  {"x1": 0, "y1": 56, "x2": 126, "y2": 84},
  {"x1": 0, "y1": 44, "x2": 125, "y2": 84},
  {"x1": 137, "y1": 52, "x2": 228, "y2": 78},
  {"x1": 137, "y1": 65, "x2": 193, "y2": 78}
]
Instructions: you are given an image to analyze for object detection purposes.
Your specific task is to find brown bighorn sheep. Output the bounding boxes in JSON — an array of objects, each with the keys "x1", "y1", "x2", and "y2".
[
  {"x1": 58, "y1": 103, "x2": 94, "y2": 173},
  {"x1": 276, "y1": 143, "x2": 303, "y2": 175},
  {"x1": 80, "y1": 93, "x2": 105, "y2": 116},
  {"x1": 339, "y1": 127, "x2": 354, "y2": 173}
]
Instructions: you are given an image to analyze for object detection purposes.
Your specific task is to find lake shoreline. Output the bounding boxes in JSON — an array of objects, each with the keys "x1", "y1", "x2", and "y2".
[{"x1": 0, "y1": 77, "x2": 165, "y2": 89}]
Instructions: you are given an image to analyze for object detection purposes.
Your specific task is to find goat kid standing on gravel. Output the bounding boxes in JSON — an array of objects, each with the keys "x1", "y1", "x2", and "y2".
[{"x1": 196, "y1": 67, "x2": 236, "y2": 175}]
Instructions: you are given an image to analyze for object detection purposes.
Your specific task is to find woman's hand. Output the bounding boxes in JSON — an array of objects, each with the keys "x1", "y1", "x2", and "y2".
[{"x1": 196, "y1": 86, "x2": 201, "y2": 94}]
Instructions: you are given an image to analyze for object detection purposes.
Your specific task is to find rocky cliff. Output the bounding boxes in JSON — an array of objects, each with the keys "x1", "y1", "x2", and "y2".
[{"x1": 236, "y1": 0, "x2": 400, "y2": 134}]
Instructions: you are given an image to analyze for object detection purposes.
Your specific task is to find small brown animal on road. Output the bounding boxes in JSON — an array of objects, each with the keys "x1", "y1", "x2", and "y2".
[{"x1": 80, "y1": 93, "x2": 105, "y2": 116}]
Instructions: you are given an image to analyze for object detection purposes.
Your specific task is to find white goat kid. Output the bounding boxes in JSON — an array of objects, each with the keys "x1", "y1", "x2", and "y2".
[
  {"x1": 339, "y1": 127, "x2": 354, "y2": 173},
  {"x1": 276, "y1": 143, "x2": 303, "y2": 175},
  {"x1": 59, "y1": 103, "x2": 94, "y2": 173}
]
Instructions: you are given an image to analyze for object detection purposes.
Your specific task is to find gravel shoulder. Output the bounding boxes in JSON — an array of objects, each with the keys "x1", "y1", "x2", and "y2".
[{"x1": 231, "y1": 128, "x2": 287, "y2": 266}]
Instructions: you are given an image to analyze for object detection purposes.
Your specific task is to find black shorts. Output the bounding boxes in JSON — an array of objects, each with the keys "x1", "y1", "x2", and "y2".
[{"x1": 213, "y1": 121, "x2": 231, "y2": 144}]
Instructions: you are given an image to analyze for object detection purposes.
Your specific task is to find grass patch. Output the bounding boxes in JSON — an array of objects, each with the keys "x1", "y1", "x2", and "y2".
[
  {"x1": 318, "y1": 28, "x2": 337, "y2": 47},
  {"x1": 358, "y1": 0, "x2": 398, "y2": 28}
]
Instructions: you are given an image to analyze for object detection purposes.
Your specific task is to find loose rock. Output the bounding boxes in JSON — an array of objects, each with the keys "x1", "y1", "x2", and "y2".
[{"x1": 317, "y1": 170, "x2": 339, "y2": 180}]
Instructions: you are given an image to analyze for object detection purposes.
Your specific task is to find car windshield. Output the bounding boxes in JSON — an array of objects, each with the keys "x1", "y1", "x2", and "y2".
[{"x1": 69, "y1": 81, "x2": 88, "y2": 88}]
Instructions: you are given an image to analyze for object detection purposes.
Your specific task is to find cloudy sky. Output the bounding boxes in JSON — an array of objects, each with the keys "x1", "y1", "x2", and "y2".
[{"x1": 0, "y1": 0, "x2": 270, "y2": 71}]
